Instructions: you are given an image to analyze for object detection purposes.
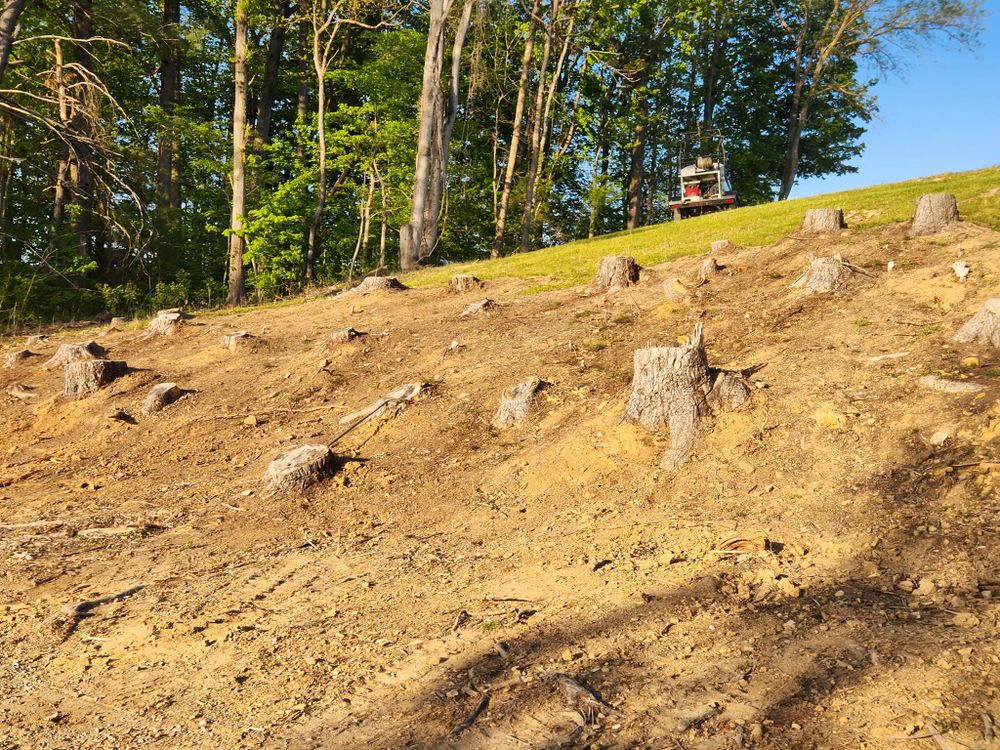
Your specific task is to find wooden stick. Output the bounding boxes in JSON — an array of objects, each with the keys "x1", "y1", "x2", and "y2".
[{"x1": 452, "y1": 693, "x2": 489, "y2": 734}]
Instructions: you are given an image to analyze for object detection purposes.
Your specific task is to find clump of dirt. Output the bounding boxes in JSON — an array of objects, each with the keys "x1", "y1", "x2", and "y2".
[{"x1": 1, "y1": 217, "x2": 999, "y2": 750}]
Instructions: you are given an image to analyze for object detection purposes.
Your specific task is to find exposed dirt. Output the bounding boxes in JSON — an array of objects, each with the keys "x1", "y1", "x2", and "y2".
[{"x1": 2, "y1": 217, "x2": 1000, "y2": 750}]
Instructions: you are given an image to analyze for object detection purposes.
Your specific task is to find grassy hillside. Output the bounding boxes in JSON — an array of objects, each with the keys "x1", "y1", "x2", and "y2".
[{"x1": 408, "y1": 165, "x2": 1000, "y2": 289}]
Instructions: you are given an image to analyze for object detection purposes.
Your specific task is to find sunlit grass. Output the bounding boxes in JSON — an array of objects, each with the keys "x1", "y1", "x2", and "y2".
[{"x1": 406, "y1": 165, "x2": 1000, "y2": 289}]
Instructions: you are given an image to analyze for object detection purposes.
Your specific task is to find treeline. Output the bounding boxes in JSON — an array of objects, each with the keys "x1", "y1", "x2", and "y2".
[{"x1": 0, "y1": 0, "x2": 980, "y2": 323}]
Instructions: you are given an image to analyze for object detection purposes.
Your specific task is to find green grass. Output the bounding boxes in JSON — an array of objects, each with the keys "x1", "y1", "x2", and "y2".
[{"x1": 406, "y1": 165, "x2": 1000, "y2": 289}]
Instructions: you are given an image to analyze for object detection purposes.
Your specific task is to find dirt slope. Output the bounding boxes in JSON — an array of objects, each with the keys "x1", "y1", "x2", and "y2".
[{"x1": 2, "y1": 214, "x2": 1000, "y2": 750}]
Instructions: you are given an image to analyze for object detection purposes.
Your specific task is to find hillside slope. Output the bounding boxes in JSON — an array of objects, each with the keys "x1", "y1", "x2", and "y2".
[{"x1": 2, "y1": 187, "x2": 1000, "y2": 749}]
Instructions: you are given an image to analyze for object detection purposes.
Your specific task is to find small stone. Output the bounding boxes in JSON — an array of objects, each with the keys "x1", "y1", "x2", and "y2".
[
  {"x1": 887, "y1": 260, "x2": 896, "y2": 272},
  {"x1": 961, "y1": 356, "x2": 980, "y2": 368},
  {"x1": 952, "y1": 260, "x2": 971, "y2": 281},
  {"x1": 929, "y1": 431, "x2": 950, "y2": 447},
  {"x1": 951, "y1": 612, "x2": 980, "y2": 628},
  {"x1": 897, "y1": 579, "x2": 915, "y2": 592},
  {"x1": 913, "y1": 578, "x2": 936, "y2": 597},
  {"x1": 917, "y1": 375, "x2": 983, "y2": 394},
  {"x1": 243, "y1": 415, "x2": 259, "y2": 427}
]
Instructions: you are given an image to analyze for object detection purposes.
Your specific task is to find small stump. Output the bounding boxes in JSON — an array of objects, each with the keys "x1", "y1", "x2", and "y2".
[
  {"x1": 449, "y1": 274, "x2": 483, "y2": 293},
  {"x1": 142, "y1": 308, "x2": 187, "y2": 338},
  {"x1": 26, "y1": 334, "x2": 47, "y2": 346},
  {"x1": 789, "y1": 254, "x2": 855, "y2": 295},
  {"x1": 326, "y1": 327, "x2": 365, "y2": 348},
  {"x1": 63, "y1": 360, "x2": 128, "y2": 399},
  {"x1": 43, "y1": 341, "x2": 107, "y2": 369},
  {"x1": 800, "y1": 208, "x2": 846, "y2": 234},
  {"x1": 7, "y1": 383, "x2": 37, "y2": 401},
  {"x1": 221, "y1": 331, "x2": 253, "y2": 352},
  {"x1": 109, "y1": 317, "x2": 128, "y2": 329},
  {"x1": 264, "y1": 445, "x2": 336, "y2": 491},
  {"x1": 493, "y1": 377, "x2": 542, "y2": 428},
  {"x1": 953, "y1": 299, "x2": 1000, "y2": 348},
  {"x1": 353, "y1": 276, "x2": 407, "y2": 293},
  {"x1": 908, "y1": 193, "x2": 959, "y2": 238},
  {"x1": 698, "y1": 258, "x2": 721, "y2": 282},
  {"x1": 460, "y1": 299, "x2": 497, "y2": 317},
  {"x1": 663, "y1": 278, "x2": 689, "y2": 302},
  {"x1": 4, "y1": 349, "x2": 36, "y2": 368},
  {"x1": 710, "y1": 240, "x2": 736, "y2": 254},
  {"x1": 588, "y1": 256, "x2": 640, "y2": 294},
  {"x1": 141, "y1": 382, "x2": 183, "y2": 414},
  {"x1": 626, "y1": 323, "x2": 750, "y2": 469}
]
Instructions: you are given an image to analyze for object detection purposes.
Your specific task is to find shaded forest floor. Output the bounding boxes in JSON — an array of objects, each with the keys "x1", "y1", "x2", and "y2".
[{"x1": 3, "y1": 196, "x2": 1000, "y2": 749}]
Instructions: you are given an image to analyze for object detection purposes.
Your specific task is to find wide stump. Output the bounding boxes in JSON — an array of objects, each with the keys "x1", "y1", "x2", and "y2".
[
  {"x1": 265, "y1": 445, "x2": 336, "y2": 491},
  {"x1": 448, "y1": 274, "x2": 483, "y2": 293},
  {"x1": 64, "y1": 360, "x2": 128, "y2": 399},
  {"x1": 800, "y1": 208, "x2": 846, "y2": 234},
  {"x1": 908, "y1": 193, "x2": 959, "y2": 238},
  {"x1": 43, "y1": 341, "x2": 107, "y2": 369},
  {"x1": 589, "y1": 256, "x2": 640, "y2": 294}
]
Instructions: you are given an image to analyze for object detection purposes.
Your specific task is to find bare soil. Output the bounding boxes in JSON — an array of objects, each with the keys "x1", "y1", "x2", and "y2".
[{"x1": 2, "y1": 219, "x2": 1000, "y2": 749}]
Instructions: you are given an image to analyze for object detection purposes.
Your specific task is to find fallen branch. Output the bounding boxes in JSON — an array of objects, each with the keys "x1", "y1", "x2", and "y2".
[
  {"x1": 452, "y1": 693, "x2": 490, "y2": 734},
  {"x1": 50, "y1": 584, "x2": 146, "y2": 639}
]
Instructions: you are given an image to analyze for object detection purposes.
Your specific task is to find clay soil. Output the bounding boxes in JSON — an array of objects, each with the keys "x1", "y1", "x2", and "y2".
[{"x1": 2, "y1": 218, "x2": 1000, "y2": 750}]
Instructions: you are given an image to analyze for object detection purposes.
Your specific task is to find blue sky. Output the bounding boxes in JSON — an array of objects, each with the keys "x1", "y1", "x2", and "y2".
[{"x1": 793, "y1": 0, "x2": 1000, "y2": 197}]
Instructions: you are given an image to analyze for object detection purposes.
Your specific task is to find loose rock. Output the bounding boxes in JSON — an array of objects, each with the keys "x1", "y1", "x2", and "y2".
[{"x1": 917, "y1": 375, "x2": 983, "y2": 394}]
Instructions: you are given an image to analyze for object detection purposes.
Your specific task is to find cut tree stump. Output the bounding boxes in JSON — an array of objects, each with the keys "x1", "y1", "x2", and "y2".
[
  {"x1": 42, "y1": 341, "x2": 107, "y2": 369},
  {"x1": 141, "y1": 383, "x2": 183, "y2": 414},
  {"x1": 264, "y1": 445, "x2": 336, "y2": 491},
  {"x1": 710, "y1": 240, "x2": 736, "y2": 254},
  {"x1": 142, "y1": 308, "x2": 187, "y2": 338},
  {"x1": 800, "y1": 208, "x2": 846, "y2": 234},
  {"x1": 4, "y1": 349, "x2": 36, "y2": 368},
  {"x1": 352, "y1": 276, "x2": 407, "y2": 293},
  {"x1": 908, "y1": 193, "x2": 959, "y2": 237},
  {"x1": 326, "y1": 327, "x2": 365, "y2": 348},
  {"x1": 460, "y1": 299, "x2": 497, "y2": 316},
  {"x1": 26, "y1": 334, "x2": 47, "y2": 346},
  {"x1": 663, "y1": 277, "x2": 690, "y2": 302},
  {"x1": 626, "y1": 322, "x2": 750, "y2": 469},
  {"x1": 7, "y1": 383, "x2": 37, "y2": 401},
  {"x1": 63, "y1": 360, "x2": 128, "y2": 399},
  {"x1": 220, "y1": 331, "x2": 253, "y2": 352},
  {"x1": 588, "y1": 256, "x2": 640, "y2": 294},
  {"x1": 493, "y1": 377, "x2": 543, "y2": 428},
  {"x1": 953, "y1": 299, "x2": 1000, "y2": 348},
  {"x1": 789, "y1": 254, "x2": 856, "y2": 295},
  {"x1": 698, "y1": 258, "x2": 721, "y2": 281},
  {"x1": 109, "y1": 317, "x2": 128, "y2": 329},
  {"x1": 448, "y1": 274, "x2": 483, "y2": 293}
]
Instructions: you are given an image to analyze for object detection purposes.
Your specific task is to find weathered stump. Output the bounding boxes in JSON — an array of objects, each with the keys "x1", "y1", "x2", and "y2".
[
  {"x1": 789, "y1": 254, "x2": 855, "y2": 295},
  {"x1": 4, "y1": 349, "x2": 36, "y2": 368},
  {"x1": 26, "y1": 334, "x2": 47, "y2": 346},
  {"x1": 626, "y1": 323, "x2": 750, "y2": 469},
  {"x1": 710, "y1": 240, "x2": 736, "y2": 254},
  {"x1": 908, "y1": 193, "x2": 959, "y2": 237},
  {"x1": 493, "y1": 377, "x2": 543, "y2": 428},
  {"x1": 460, "y1": 299, "x2": 497, "y2": 317},
  {"x1": 109, "y1": 317, "x2": 128, "y2": 329},
  {"x1": 448, "y1": 274, "x2": 483, "y2": 293},
  {"x1": 326, "y1": 327, "x2": 365, "y2": 348},
  {"x1": 953, "y1": 299, "x2": 1000, "y2": 348},
  {"x1": 264, "y1": 445, "x2": 336, "y2": 491},
  {"x1": 353, "y1": 276, "x2": 407, "y2": 293},
  {"x1": 589, "y1": 256, "x2": 640, "y2": 294},
  {"x1": 63, "y1": 360, "x2": 128, "y2": 399},
  {"x1": 42, "y1": 341, "x2": 107, "y2": 369},
  {"x1": 6, "y1": 383, "x2": 37, "y2": 401},
  {"x1": 663, "y1": 277, "x2": 690, "y2": 302},
  {"x1": 141, "y1": 382, "x2": 183, "y2": 414},
  {"x1": 800, "y1": 208, "x2": 846, "y2": 234},
  {"x1": 221, "y1": 331, "x2": 253, "y2": 352},
  {"x1": 698, "y1": 258, "x2": 721, "y2": 282},
  {"x1": 142, "y1": 308, "x2": 187, "y2": 338}
]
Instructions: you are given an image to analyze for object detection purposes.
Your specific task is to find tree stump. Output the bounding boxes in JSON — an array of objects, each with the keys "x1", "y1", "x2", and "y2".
[
  {"x1": 4, "y1": 349, "x2": 36, "y2": 368},
  {"x1": 109, "y1": 317, "x2": 128, "y2": 329},
  {"x1": 448, "y1": 274, "x2": 483, "y2": 293},
  {"x1": 141, "y1": 382, "x2": 183, "y2": 414},
  {"x1": 63, "y1": 360, "x2": 128, "y2": 399},
  {"x1": 264, "y1": 444, "x2": 336, "y2": 491},
  {"x1": 142, "y1": 308, "x2": 187, "y2": 338},
  {"x1": 710, "y1": 240, "x2": 736, "y2": 254},
  {"x1": 953, "y1": 299, "x2": 1000, "y2": 348},
  {"x1": 663, "y1": 277, "x2": 690, "y2": 302},
  {"x1": 26, "y1": 334, "x2": 47, "y2": 346},
  {"x1": 908, "y1": 193, "x2": 959, "y2": 237},
  {"x1": 698, "y1": 258, "x2": 721, "y2": 282},
  {"x1": 221, "y1": 331, "x2": 253, "y2": 352},
  {"x1": 493, "y1": 377, "x2": 543, "y2": 428},
  {"x1": 800, "y1": 208, "x2": 846, "y2": 234},
  {"x1": 626, "y1": 323, "x2": 750, "y2": 469},
  {"x1": 789, "y1": 254, "x2": 855, "y2": 295},
  {"x1": 353, "y1": 276, "x2": 407, "y2": 293},
  {"x1": 43, "y1": 341, "x2": 107, "y2": 369},
  {"x1": 460, "y1": 299, "x2": 497, "y2": 317},
  {"x1": 326, "y1": 327, "x2": 365, "y2": 348},
  {"x1": 626, "y1": 324, "x2": 712, "y2": 469},
  {"x1": 588, "y1": 256, "x2": 640, "y2": 293},
  {"x1": 6, "y1": 383, "x2": 37, "y2": 401}
]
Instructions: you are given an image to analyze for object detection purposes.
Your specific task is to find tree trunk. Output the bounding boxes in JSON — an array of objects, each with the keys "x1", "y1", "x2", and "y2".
[
  {"x1": 492, "y1": 0, "x2": 539, "y2": 258},
  {"x1": 295, "y1": 21, "x2": 309, "y2": 161},
  {"x1": 626, "y1": 62, "x2": 650, "y2": 230},
  {"x1": 0, "y1": 0, "x2": 26, "y2": 86},
  {"x1": 156, "y1": 0, "x2": 181, "y2": 274},
  {"x1": 306, "y1": 39, "x2": 327, "y2": 281},
  {"x1": 70, "y1": 0, "x2": 95, "y2": 261},
  {"x1": 255, "y1": 0, "x2": 291, "y2": 148},
  {"x1": 227, "y1": 0, "x2": 249, "y2": 305},
  {"x1": 778, "y1": 25, "x2": 809, "y2": 201},
  {"x1": 519, "y1": 0, "x2": 556, "y2": 253}
]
